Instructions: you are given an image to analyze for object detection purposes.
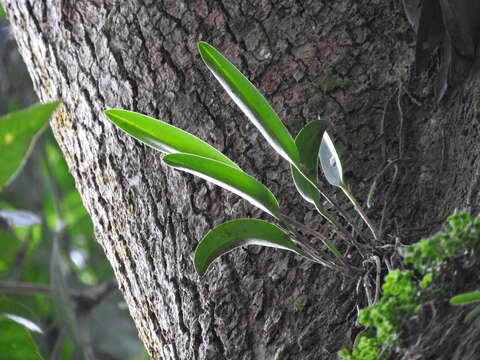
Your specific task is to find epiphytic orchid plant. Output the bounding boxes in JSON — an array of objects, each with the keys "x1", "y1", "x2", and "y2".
[{"x1": 104, "y1": 42, "x2": 377, "y2": 276}]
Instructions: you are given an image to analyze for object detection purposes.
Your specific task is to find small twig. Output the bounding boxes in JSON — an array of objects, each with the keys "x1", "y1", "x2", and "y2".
[
  {"x1": 363, "y1": 273, "x2": 373, "y2": 306},
  {"x1": 373, "y1": 255, "x2": 382, "y2": 305},
  {"x1": 0, "y1": 279, "x2": 117, "y2": 309}
]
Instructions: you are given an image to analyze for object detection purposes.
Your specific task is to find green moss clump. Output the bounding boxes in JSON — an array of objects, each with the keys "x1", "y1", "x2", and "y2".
[{"x1": 339, "y1": 213, "x2": 480, "y2": 360}]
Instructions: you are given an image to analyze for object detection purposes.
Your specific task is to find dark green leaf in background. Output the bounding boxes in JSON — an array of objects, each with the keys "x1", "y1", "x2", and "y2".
[
  {"x1": 0, "y1": 319, "x2": 44, "y2": 360},
  {"x1": 163, "y1": 153, "x2": 281, "y2": 219},
  {"x1": 194, "y1": 219, "x2": 314, "y2": 275},
  {"x1": 0, "y1": 295, "x2": 42, "y2": 334},
  {"x1": 0, "y1": 101, "x2": 60, "y2": 190},
  {"x1": 198, "y1": 42, "x2": 300, "y2": 166}
]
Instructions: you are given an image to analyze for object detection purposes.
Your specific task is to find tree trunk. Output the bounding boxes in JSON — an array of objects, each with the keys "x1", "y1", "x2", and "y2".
[{"x1": 3, "y1": 0, "x2": 479, "y2": 359}]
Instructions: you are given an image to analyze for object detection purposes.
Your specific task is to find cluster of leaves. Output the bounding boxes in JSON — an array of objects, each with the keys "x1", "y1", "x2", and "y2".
[
  {"x1": 339, "y1": 212, "x2": 480, "y2": 360},
  {"x1": 106, "y1": 41, "x2": 378, "y2": 277},
  {"x1": 0, "y1": 17, "x2": 146, "y2": 359}
]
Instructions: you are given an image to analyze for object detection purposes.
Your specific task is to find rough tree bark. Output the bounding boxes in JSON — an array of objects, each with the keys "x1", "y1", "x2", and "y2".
[{"x1": 2, "y1": 0, "x2": 480, "y2": 359}]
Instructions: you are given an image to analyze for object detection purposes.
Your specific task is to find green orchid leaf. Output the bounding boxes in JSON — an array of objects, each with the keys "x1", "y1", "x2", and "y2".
[
  {"x1": 163, "y1": 153, "x2": 281, "y2": 218},
  {"x1": 0, "y1": 101, "x2": 60, "y2": 190},
  {"x1": 3, "y1": 314, "x2": 43, "y2": 334},
  {"x1": 319, "y1": 132, "x2": 344, "y2": 187},
  {"x1": 464, "y1": 306, "x2": 480, "y2": 325},
  {"x1": 194, "y1": 219, "x2": 314, "y2": 275},
  {"x1": 198, "y1": 42, "x2": 300, "y2": 165},
  {"x1": 104, "y1": 109, "x2": 239, "y2": 169},
  {"x1": 450, "y1": 291, "x2": 480, "y2": 306},
  {"x1": 291, "y1": 120, "x2": 328, "y2": 204}
]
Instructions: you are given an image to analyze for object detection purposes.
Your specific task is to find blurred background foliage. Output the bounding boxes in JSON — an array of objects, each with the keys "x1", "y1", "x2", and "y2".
[{"x1": 0, "y1": 6, "x2": 147, "y2": 360}]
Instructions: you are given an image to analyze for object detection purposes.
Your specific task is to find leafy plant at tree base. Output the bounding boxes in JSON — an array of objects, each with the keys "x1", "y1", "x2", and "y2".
[
  {"x1": 105, "y1": 42, "x2": 378, "y2": 276},
  {"x1": 339, "y1": 212, "x2": 480, "y2": 359}
]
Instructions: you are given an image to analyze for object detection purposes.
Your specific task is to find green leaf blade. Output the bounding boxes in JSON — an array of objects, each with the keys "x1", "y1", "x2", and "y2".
[
  {"x1": 0, "y1": 101, "x2": 60, "y2": 190},
  {"x1": 464, "y1": 306, "x2": 480, "y2": 325},
  {"x1": 291, "y1": 120, "x2": 328, "y2": 204},
  {"x1": 450, "y1": 291, "x2": 480, "y2": 306},
  {"x1": 319, "y1": 131, "x2": 344, "y2": 187},
  {"x1": 198, "y1": 42, "x2": 300, "y2": 165},
  {"x1": 104, "y1": 109, "x2": 239, "y2": 169},
  {"x1": 163, "y1": 153, "x2": 281, "y2": 218},
  {"x1": 194, "y1": 219, "x2": 314, "y2": 275}
]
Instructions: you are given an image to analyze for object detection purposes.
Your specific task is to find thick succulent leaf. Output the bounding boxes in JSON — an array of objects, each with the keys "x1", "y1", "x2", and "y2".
[
  {"x1": 319, "y1": 132, "x2": 344, "y2": 187},
  {"x1": 198, "y1": 42, "x2": 300, "y2": 165},
  {"x1": 416, "y1": 0, "x2": 445, "y2": 74},
  {"x1": 291, "y1": 120, "x2": 328, "y2": 203},
  {"x1": 194, "y1": 219, "x2": 314, "y2": 275},
  {"x1": 104, "y1": 109, "x2": 239, "y2": 169},
  {"x1": 450, "y1": 291, "x2": 480, "y2": 305},
  {"x1": 464, "y1": 306, "x2": 480, "y2": 325},
  {"x1": 163, "y1": 153, "x2": 281, "y2": 218},
  {"x1": 0, "y1": 101, "x2": 60, "y2": 189},
  {"x1": 297, "y1": 120, "x2": 329, "y2": 176}
]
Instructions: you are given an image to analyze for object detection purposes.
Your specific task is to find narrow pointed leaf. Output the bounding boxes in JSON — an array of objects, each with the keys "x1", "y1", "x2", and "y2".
[
  {"x1": 0, "y1": 101, "x2": 60, "y2": 189},
  {"x1": 194, "y1": 219, "x2": 314, "y2": 275},
  {"x1": 319, "y1": 132, "x2": 344, "y2": 187},
  {"x1": 163, "y1": 153, "x2": 281, "y2": 218},
  {"x1": 464, "y1": 306, "x2": 480, "y2": 325},
  {"x1": 291, "y1": 120, "x2": 328, "y2": 203},
  {"x1": 450, "y1": 291, "x2": 480, "y2": 306},
  {"x1": 105, "y1": 109, "x2": 239, "y2": 169},
  {"x1": 198, "y1": 42, "x2": 300, "y2": 165}
]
